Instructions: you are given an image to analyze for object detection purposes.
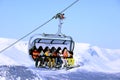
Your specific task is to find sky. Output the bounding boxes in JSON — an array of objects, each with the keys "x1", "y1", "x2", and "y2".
[{"x1": 0, "y1": 0, "x2": 120, "y2": 49}]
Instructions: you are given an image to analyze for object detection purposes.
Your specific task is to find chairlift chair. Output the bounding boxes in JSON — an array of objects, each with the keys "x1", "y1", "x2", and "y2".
[{"x1": 28, "y1": 13, "x2": 75, "y2": 68}]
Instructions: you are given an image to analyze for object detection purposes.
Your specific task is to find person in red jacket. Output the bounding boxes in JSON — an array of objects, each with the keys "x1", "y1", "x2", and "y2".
[
  {"x1": 32, "y1": 48, "x2": 40, "y2": 61},
  {"x1": 62, "y1": 47, "x2": 69, "y2": 58},
  {"x1": 61, "y1": 47, "x2": 70, "y2": 68}
]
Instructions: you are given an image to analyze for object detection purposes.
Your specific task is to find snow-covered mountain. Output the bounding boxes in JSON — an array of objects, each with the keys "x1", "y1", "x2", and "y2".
[
  {"x1": 74, "y1": 43, "x2": 120, "y2": 73},
  {"x1": 0, "y1": 38, "x2": 120, "y2": 80}
]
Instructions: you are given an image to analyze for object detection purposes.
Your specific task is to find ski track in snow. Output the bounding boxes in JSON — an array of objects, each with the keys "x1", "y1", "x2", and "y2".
[{"x1": 0, "y1": 38, "x2": 120, "y2": 80}]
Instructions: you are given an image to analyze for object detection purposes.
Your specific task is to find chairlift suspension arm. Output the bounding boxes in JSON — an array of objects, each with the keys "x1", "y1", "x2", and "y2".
[{"x1": 56, "y1": 13, "x2": 65, "y2": 35}]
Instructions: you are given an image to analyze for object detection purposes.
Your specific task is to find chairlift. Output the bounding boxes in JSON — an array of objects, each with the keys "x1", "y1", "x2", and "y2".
[{"x1": 28, "y1": 13, "x2": 75, "y2": 68}]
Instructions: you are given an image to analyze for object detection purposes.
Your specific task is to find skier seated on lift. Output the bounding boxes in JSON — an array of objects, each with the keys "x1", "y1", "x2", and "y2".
[
  {"x1": 61, "y1": 47, "x2": 71, "y2": 68},
  {"x1": 59, "y1": 49, "x2": 64, "y2": 68},
  {"x1": 32, "y1": 46, "x2": 40, "y2": 61},
  {"x1": 50, "y1": 47, "x2": 57, "y2": 67},
  {"x1": 55, "y1": 47, "x2": 63, "y2": 67},
  {"x1": 44, "y1": 46, "x2": 52, "y2": 67},
  {"x1": 37, "y1": 46, "x2": 45, "y2": 66},
  {"x1": 38, "y1": 46, "x2": 44, "y2": 56}
]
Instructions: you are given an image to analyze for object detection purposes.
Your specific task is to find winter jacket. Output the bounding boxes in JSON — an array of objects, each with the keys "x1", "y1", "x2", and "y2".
[{"x1": 32, "y1": 50, "x2": 40, "y2": 59}]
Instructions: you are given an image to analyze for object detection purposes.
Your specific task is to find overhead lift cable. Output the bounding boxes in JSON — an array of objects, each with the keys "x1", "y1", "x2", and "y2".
[{"x1": 0, "y1": 0, "x2": 79, "y2": 53}]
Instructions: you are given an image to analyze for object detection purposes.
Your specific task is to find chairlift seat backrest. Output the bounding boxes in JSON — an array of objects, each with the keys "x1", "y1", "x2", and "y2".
[{"x1": 28, "y1": 33, "x2": 74, "y2": 51}]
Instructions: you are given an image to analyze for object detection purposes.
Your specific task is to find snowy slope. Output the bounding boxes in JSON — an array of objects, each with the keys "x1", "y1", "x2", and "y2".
[
  {"x1": 0, "y1": 38, "x2": 34, "y2": 66},
  {"x1": 0, "y1": 38, "x2": 120, "y2": 80}
]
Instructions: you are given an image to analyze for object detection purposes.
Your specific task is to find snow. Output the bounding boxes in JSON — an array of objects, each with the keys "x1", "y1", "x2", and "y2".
[
  {"x1": 0, "y1": 38, "x2": 34, "y2": 67},
  {"x1": 73, "y1": 43, "x2": 120, "y2": 73},
  {"x1": 0, "y1": 38, "x2": 120, "y2": 80}
]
